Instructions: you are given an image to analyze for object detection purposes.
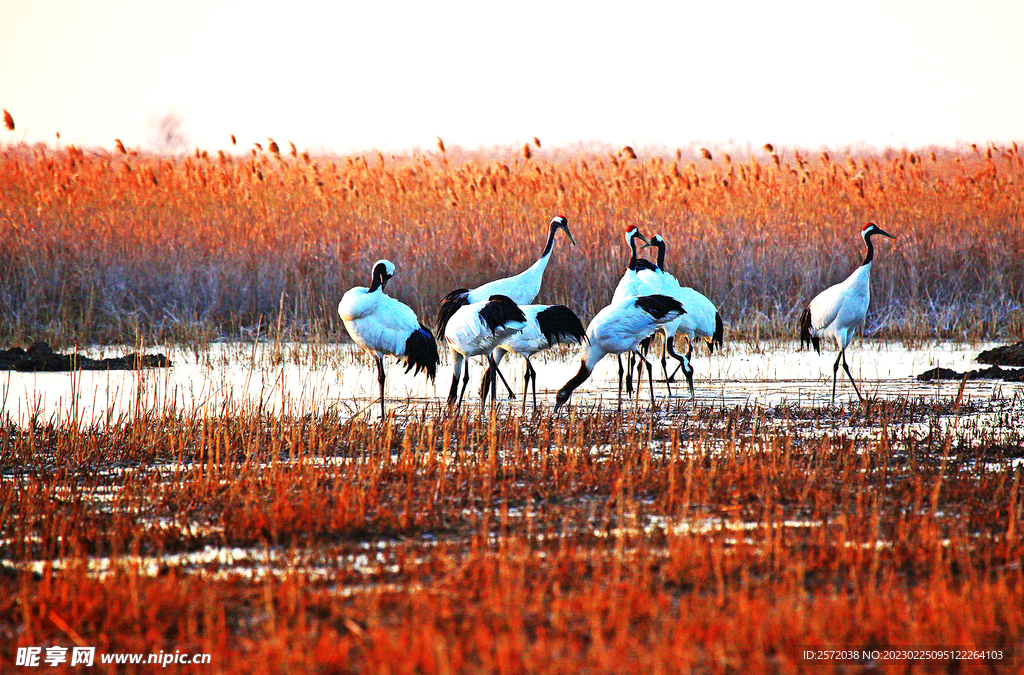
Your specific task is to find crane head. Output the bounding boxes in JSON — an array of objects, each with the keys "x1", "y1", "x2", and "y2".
[
  {"x1": 372, "y1": 259, "x2": 396, "y2": 288},
  {"x1": 862, "y1": 222, "x2": 896, "y2": 240},
  {"x1": 642, "y1": 234, "x2": 665, "y2": 249},
  {"x1": 624, "y1": 226, "x2": 649, "y2": 248},
  {"x1": 551, "y1": 215, "x2": 577, "y2": 246}
]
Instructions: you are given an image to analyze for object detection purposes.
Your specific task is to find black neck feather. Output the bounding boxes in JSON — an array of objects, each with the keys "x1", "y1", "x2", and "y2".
[
  {"x1": 560, "y1": 361, "x2": 591, "y2": 397},
  {"x1": 627, "y1": 234, "x2": 639, "y2": 270},
  {"x1": 862, "y1": 232, "x2": 875, "y2": 267},
  {"x1": 368, "y1": 266, "x2": 385, "y2": 292},
  {"x1": 541, "y1": 221, "x2": 558, "y2": 257}
]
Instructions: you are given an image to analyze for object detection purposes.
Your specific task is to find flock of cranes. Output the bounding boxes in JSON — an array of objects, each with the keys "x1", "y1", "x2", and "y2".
[{"x1": 338, "y1": 216, "x2": 895, "y2": 415}]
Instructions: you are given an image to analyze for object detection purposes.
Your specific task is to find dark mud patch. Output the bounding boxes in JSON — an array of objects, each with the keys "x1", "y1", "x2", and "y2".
[
  {"x1": 918, "y1": 364, "x2": 1024, "y2": 382},
  {"x1": 977, "y1": 341, "x2": 1024, "y2": 367},
  {"x1": 0, "y1": 342, "x2": 171, "y2": 372}
]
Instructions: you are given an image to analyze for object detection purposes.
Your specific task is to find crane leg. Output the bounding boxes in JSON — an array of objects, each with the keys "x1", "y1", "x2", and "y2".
[
  {"x1": 457, "y1": 361, "x2": 470, "y2": 408},
  {"x1": 488, "y1": 355, "x2": 501, "y2": 405},
  {"x1": 479, "y1": 362, "x2": 491, "y2": 400},
  {"x1": 496, "y1": 348, "x2": 515, "y2": 398},
  {"x1": 840, "y1": 349, "x2": 864, "y2": 401},
  {"x1": 831, "y1": 351, "x2": 841, "y2": 403},
  {"x1": 520, "y1": 363, "x2": 529, "y2": 415},
  {"x1": 527, "y1": 359, "x2": 538, "y2": 410},
  {"x1": 660, "y1": 337, "x2": 677, "y2": 398},
  {"x1": 633, "y1": 350, "x2": 656, "y2": 405},
  {"x1": 447, "y1": 356, "x2": 463, "y2": 407},
  {"x1": 480, "y1": 349, "x2": 515, "y2": 400},
  {"x1": 493, "y1": 365, "x2": 515, "y2": 400},
  {"x1": 668, "y1": 338, "x2": 695, "y2": 382},
  {"x1": 617, "y1": 354, "x2": 624, "y2": 411},
  {"x1": 665, "y1": 337, "x2": 694, "y2": 398},
  {"x1": 375, "y1": 355, "x2": 386, "y2": 417},
  {"x1": 631, "y1": 351, "x2": 641, "y2": 402}
]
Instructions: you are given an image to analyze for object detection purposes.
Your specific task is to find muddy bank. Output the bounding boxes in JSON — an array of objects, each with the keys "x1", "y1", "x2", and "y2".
[
  {"x1": 918, "y1": 340, "x2": 1024, "y2": 382},
  {"x1": 918, "y1": 364, "x2": 1024, "y2": 382},
  {"x1": 977, "y1": 341, "x2": 1024, "y2": 367},
  {"x1": 0, "y1": 342, "x2": 171, "y2": 372}
]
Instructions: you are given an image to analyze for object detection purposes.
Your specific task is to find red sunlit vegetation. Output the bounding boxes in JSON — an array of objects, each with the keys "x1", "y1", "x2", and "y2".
[
  {"x1": 0, "y1": 140, "x2": 1022, "y2": 346},
  {"x1": 2, "y1": 398, "x2": 1023, "y2": 672}
]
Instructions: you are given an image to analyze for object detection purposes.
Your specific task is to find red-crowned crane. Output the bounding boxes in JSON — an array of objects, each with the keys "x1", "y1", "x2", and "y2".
[
  {"x1": 480, "y1": 304, "x2": 588, "y2": 410},
  {"x1": 436, "y1": 215, "x2": 575, "y2": 398},
  {"x1": 608, "y1": 225, "x2": 655, "y2": 394},
  {"x1": 799, "y1": 222, "x2": 896, "y2": 403},
  {"x1": 435, "y1": 215, "x2": 576, "y2": 341},
  {"x1": 637, "y1": 234, "x2": 724, "y2": 397},
  {"x1": 444, "y1": 294, "x2": 527, "y2": 409},
  {"x1": 338, "y1": 260, "x2": 440, "y2": 416},
  {"x1": 554, "y1": 294, "x2": 685, "y2": 411},
  {"x1": 611, "y1": 225, "x2": 656, "y2": 303}
]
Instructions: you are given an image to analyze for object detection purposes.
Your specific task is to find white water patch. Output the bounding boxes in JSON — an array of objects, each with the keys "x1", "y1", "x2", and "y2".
[
  {"x1": 0, "y1": 342, "x2": 439, "y2": 428},
  {"x1": 1, "y1": 340, "x2": 1021, "y2": 427}
]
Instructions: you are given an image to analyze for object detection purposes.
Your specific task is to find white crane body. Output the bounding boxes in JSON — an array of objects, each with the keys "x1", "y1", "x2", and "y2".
[
  {"x1": 633, "y1": 235, "x2": 725, "y2": 395},
  {"x1": 444, "y1": 295, "x2": 527, "y2": 408},
  {"x1": 800, "y1": 223, "x2": 895, "y2": 402},
  {"x1": 435, "y1": 216, "x2": 575, "y2": 342},
  {"x1": 483, "y1": 304, "x2": 587, "y2": 409},
  {"x1": 338, "y1": 260, "x2": 439, "y2": 416},
  {"x1": 554, "y1": 294, "x2": 685, "y2": 410}
]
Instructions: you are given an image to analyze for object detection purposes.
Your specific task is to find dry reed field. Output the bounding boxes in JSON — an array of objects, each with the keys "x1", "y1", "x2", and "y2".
[
  {"x1": 2, "y1": 136, "x2": 1024, "y2": 673},
  {"x1": 0, "y1": 139, "x2": 1022, "y2": 346},
  {"x1": 1, "y1": 394, "x2": 1023, "y2": 673}
]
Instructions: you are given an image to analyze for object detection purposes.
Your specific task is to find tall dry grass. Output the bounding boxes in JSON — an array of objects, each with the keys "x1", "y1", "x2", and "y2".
[
  {"x1": 1, "y1": 140, "x2": 1022, "y2": 347},
  {"x1": 1, "y1": 399, "x2": 1022, "y2": 672}
]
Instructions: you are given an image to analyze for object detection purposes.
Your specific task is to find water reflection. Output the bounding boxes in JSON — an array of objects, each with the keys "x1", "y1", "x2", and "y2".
[{"x1": 1, "y1": 340, "x2": 1021, "y2": 427}]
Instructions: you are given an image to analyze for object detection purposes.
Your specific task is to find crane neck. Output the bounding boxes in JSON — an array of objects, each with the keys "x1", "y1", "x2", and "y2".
[
  {"x1": 541, "y1": 221, "x2": 559, "y2": 258},
  {"x1": 561, "y1": 360, "x2": 592, "y2": 396},
  {"x1": 654, "y1": 240, "x2": 666, "y2": 270},
  {"x1": 627, "y1": 234, "x2": 641, "y2": 270},
  {"x1": 367, "y1": 268, "x2": 386, "y2": 293},
  {"x1": 861, "y1": 232, "x2": 876, "y2": 267}
]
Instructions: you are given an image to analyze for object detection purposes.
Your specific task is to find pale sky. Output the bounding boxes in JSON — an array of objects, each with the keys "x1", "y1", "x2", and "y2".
[{"x1": 4, "y1": 0, "x2": 1023, "y2": 155}]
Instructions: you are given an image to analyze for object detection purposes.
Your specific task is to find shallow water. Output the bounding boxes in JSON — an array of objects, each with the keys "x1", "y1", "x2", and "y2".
[
  {"x1": 4, "y1": 339, "x2": 1023, "y2": 583},
  {"x1": 1, "y1": 340, "x2": 1020, "y2": 427}
]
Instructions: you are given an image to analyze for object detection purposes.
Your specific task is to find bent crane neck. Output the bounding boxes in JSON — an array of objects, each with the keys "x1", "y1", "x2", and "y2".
[
  {"x1": 367, "y1": 268, "x2": 387, "y2": 294},
  {"x1": 562, "y1": 359, "x2": 593, "y2": 397},
  {"x1": 580, "y1": 341, "x2": 610, "y2": 373},
  {"x1": 861, "y1": 232, "x2": 877, "y2": 267}
]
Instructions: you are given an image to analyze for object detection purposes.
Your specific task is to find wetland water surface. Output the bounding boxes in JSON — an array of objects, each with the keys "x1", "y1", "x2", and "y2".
[
  {"x1": 1, "y1": 340, "x2": 1021, "y2": 427},
  {"x1": 4, "y1": 339, "x2": 1023, "y2": 671}
]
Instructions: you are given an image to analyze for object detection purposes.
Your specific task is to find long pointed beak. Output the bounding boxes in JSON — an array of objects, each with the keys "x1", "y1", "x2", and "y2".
[
  {"x1": 877, "y1": 227, "x2": 896, "y2": 239},
  {"x1": 635, "y1": 233, "x2": 650, "y2": 245},
  {"x1": 564, "y1": 226, "x2": 577, "y2": 246}
]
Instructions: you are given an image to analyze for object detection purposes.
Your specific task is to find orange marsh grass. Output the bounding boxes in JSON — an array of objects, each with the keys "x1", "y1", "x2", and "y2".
[
  {"x1": 0, "y1": 141, "x2": 1022, "y2": 347},
  {"x1": 1, "y1": 397, "x2": 1023, "y2": 672}
]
